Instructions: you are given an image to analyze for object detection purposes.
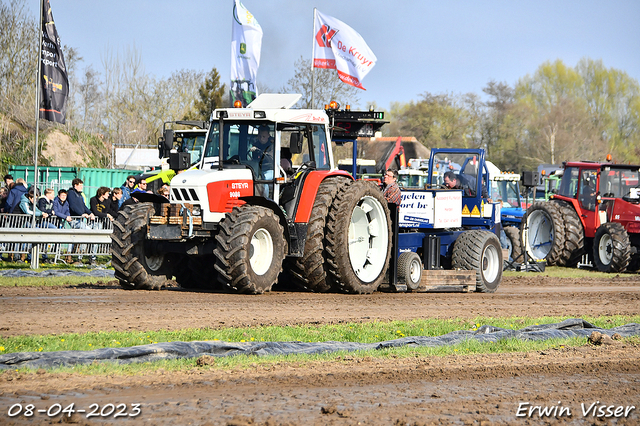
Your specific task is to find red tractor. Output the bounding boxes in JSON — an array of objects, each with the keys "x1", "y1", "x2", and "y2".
[
  {"x1": 111, "y1": 94, "x2": 393, "y2": 294},
  {"x1": 522, "y1": 160, "x2": 640, "y2": 272}
]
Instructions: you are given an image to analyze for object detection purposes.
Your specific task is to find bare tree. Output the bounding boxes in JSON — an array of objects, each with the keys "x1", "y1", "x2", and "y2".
[
  {"x1": 281, "y1": 56, "x2": 361, "y2": 109},
  {"x1": 0, "y1": 0, "x2": 38, "y2": 124},
  {"x1": 77, "y1": 65, "x2": 102, "y2": 131}
]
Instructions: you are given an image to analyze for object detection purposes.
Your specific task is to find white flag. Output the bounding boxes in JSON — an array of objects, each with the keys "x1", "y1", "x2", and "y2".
[
  {"x1": 230, "y1": 0, "x2": 262, "y2": 106},
  {"x1": 312, "y1": 10, "x2": 377, "y2": 90}
]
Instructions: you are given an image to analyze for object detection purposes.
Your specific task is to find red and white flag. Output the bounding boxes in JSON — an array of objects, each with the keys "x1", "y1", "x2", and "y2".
[{"x1": 312, "y1": 10, "x2": 376, "y2": 90}]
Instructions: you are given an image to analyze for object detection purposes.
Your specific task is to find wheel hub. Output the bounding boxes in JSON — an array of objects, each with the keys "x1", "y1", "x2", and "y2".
[
  {"x1": 482, "y1": 244, "x2": 500, "y2": 283},
  {"x1": 526, "y1": 210, "x2": 553, "y2": 261},
  {"x1": 598, "y1": 234, "x2": 613, "y2": 265},
  {"x1": 145, "y1": 254, "x2": 165, "y2": 272},
  {"x1": 250, "y1": 228, "x2": 274, "y2": 276},
  {"x1": 347, "y1": 196, "x2": 388, "y2": 283}
]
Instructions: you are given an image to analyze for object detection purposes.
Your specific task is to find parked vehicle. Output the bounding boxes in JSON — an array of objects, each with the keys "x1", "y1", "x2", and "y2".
[{"x1": 522, "y1": 159, "x2": 640, "y2": 272}]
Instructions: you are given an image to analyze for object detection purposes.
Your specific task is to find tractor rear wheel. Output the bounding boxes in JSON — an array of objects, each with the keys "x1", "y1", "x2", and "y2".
[
  {"x1": 397, "y1": 251, "x2": 423, "y2": 291},
  {"x1": 552, "y1": 200, "x2": 585, "y2": 267},
  {"x1": 289, "y1": 177, "x2": 349, "y2": 292},
  {"x1": 503, "y1": 226, "x2": 522, "y2": 264},
  {"x1": 326, "y1": 180, "x2": 392, "y2": 294},
  {"x1": 214, "y1": 205, "x2": 287, "y2": 294},
  {"x1": 452, "y1": 230, "x2": 502, "y2": 293},
  {"x1": 111, "y1": 203, "x2": 171, "y2": 290},
  {"x1": 521, "y1": 202, "x2": 566, "y2": 266},
  {"x1": 593, "y1": 222, "x2": 630, "y2": 272}
]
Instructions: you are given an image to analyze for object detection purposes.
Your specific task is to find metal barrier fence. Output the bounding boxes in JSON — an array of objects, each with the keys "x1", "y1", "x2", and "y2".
[{"x1": 0, "y1": 214, "x2": 113, "y2": 267}]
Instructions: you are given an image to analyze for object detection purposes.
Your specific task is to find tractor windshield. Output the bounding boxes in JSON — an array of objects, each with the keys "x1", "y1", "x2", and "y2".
[
  {"x1": 179, "y1": 133, "x2": 206, "y2": 166},
  {"x1": 430, "y1": 152, "x2": 479, "y2": 197},
  {"x1": 202, "y1": 122, "x2": 276, "y2": 178},
  {"x1": 600, "y1": 167, "x2": 640, "y2": 199},
  {"x1": 492, "y1": 180, "x2": 521, "y2": 207}
]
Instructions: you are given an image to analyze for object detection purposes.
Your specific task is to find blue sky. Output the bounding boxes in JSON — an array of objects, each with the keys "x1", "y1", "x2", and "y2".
[{"x1": 34, "y1": 0, "x2": 640, "y2": 110}]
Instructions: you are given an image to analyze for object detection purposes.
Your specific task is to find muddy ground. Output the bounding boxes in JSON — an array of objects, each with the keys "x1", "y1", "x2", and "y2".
[{"x1": 0, "y1": 274, "x2": 639, "y2": 425}]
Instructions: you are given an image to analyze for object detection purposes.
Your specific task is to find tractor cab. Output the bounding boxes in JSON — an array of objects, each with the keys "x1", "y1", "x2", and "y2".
[
  {"x1": 555, "y1": 161, "x2": 640, "y2": 239},
  {"x1": 426, "y1": 149, "x2": 496, "y2": 227}
]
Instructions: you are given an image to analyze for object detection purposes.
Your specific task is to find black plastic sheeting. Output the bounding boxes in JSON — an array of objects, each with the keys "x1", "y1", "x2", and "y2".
[
  {"x1": 0, "y1": 268, "x2": 114, "y2": 278},
  {"x1": 1, "y1": 319, "x2": 639, "y2": 370}
]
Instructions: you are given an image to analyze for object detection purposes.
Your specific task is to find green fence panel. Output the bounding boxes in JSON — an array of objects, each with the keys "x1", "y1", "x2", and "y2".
[
  {"x1": 78, "y1": 168, "x2": 140, "y2": 197},
  {"x1": 8, "y1": 165, "x2": 78, "y2": 194}
]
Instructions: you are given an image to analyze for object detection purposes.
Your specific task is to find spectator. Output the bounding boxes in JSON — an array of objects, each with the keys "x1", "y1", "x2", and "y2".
[
  {"x1": 68, "y1": 179, "x2": 98, "y2": 264},
  {"x1": 157, "y1": 186, "x2": 170, "y2": 198},
  {"x1": 135, "y1": 178, "x2": 152, "y2": 194},
  {"x1": 37, "y1": 188, "x2": 55, "y2": 216},
  {"x1": 0, "y1": 186, "x2": 8, "y2": 213},
  {"x1": 90, "y1": 186, "x2": 114, "y2": 221},
  {"x1": 119, "y1": 175, "x2": 137, "y2": 208},
  {"x1": 3, "y1": 174, "x2": 14, "y2": 189},
  {"x1": 67, "y1": 178, "x2": 95, "y2": 220},
  {"x1": 107, "y1": 188, "x2": 122, "y2": 216},
  {"x1": 6, "y1": 178, "x2": 28, "y2": 213},
  {"x1": 53, "y1": 189, "x2": 72, "y2": 225},
  {"x1": 120, "y1": 179, "x2": 149, "y2": 209},
  {"x1": 382, "y1": 169, "x2": 402, "y2": 204},
  {"x1": 17, "y1": 189, "x2": 55, "y2": 228}
]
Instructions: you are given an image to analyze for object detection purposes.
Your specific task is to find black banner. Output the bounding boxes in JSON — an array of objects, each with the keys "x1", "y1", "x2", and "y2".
[{"x1": 39, "y1": 0, "x2": 68, "y2": 124}]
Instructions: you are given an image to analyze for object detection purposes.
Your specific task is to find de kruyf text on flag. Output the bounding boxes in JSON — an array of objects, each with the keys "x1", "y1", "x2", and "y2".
[
  {"x1": 312, "y1": 11, "x2": 376, "y2": 90},
  {"x1": 39, "y1": 0, "x2": 69, "y2": 124}
]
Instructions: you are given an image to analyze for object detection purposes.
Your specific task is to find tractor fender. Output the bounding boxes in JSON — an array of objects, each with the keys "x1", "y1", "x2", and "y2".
[{"x1": 293, "y1": 170, "x2": 353, "y2": 223}]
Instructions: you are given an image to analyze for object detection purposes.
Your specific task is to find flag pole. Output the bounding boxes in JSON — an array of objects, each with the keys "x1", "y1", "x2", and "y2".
[
  {"x1": 32, "y1": 0, "x2": 44, "y2": 231},
  {"x1": 310, "y1": 8, "x2": 316, "y2": 109},
  {"x1": 29, "y1": 0, "x2": 44, "y2": 268}
]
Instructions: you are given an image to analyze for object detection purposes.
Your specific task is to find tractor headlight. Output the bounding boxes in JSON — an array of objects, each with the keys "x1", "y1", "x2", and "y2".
[{"x1": 192, "y1": 205, "x2": 201, "y2": 216}]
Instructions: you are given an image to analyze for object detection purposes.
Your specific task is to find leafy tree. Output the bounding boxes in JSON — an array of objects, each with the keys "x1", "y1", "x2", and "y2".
[
  {"x1": 576, "y1": 58, "x2": 640, "y2": 162},
  {"x1": 515, "y1": 58, "x2": 640, "y2": 165},
  {"x1": 386, "y1": 92, "x2": 479, "y2": 150},
  {"x1": 189, "y1": 67, "x2": 226, "y2": 121},
  {"x1": 281, "y1": 56, "x2": 361, "y2": 109},
  {"x1": 515, "y1": 60, "x2": 586, "y2": 164}
]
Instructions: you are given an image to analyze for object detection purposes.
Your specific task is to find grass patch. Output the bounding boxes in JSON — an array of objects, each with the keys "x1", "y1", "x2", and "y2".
[
  {"x1": 1, "y1": 315, "x2": 637, "y2": 356},
  {"x1": 503, "y1": 265, "x2": 628, "y2": 278},
  {"x1": 0, "y1": 275, "x2": 114, "y2": 287},
  {"x1": 34, "y1": 335, "x2": 602, "y2": 376},
  {"x1": 0, "y1": 259, "x2": 114, "y2": 287}
]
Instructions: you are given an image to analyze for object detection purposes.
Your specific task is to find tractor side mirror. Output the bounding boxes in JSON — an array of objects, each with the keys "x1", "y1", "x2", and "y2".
[
  {"x1": 289, "y1": 132, "x2": 303, "y2": 154},
  {"x1": 163, "y1": 129, "x2": 174, "y2": 151}
]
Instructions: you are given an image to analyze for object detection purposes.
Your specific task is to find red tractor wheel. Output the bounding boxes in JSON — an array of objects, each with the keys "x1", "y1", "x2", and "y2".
[
  {"x1": 521, "y1": 202, "x2": 566, "y2": 266},
  {"x1": 593, "y1": 222, "x2": 630, "y2": 273}
]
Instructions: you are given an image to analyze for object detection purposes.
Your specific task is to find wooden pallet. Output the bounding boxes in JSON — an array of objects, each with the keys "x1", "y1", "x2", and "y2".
[
  {"x1": 415, "y1": 269, "x2": 476, "y2": 292},
  {"x1": 380, "y1": 269, "x2": 477, "y2": 293}
]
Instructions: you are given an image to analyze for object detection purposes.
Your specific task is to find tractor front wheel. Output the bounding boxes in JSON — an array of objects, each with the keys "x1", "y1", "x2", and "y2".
[
  {"x1": 111, "y1": 203, "x2": 171, "y2": 290},
  {"x1": 214, "y1": 205, "x2": 287, "y2": 294},
  {"x1": 397, "y1": 251, "x2": 423, "y2": 291}
]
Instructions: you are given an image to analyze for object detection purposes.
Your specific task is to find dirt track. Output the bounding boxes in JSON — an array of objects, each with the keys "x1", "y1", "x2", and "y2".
[{"x1": 1, "y1": 274, "x2": 639, "y2": 425}]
